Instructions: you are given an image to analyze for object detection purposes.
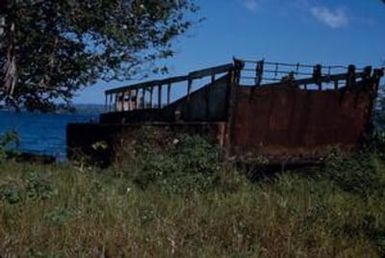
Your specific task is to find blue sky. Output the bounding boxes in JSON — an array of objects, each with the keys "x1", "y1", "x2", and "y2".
[{"x1": 74, "y1": 0, "x2": 385, "y2": 104}]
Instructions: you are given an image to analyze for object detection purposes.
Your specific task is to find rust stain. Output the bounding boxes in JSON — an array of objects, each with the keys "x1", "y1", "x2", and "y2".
[{"x1": 229, "y1": 82, "x2": 375, "y2": 160}]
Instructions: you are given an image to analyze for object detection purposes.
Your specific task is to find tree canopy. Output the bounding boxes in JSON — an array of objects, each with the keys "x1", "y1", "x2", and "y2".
[{"x1": 0, "y1": 0, "x2": 198, "y2": 111}]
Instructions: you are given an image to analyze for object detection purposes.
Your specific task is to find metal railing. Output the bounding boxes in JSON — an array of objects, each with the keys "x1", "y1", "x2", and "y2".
[
  {"x1": 104, "y1": 63, "x2": 234, "y2": 112},
  {"x1": 238, "y1": 59, "x2": 373, "y2": 90},
  {"x1": 104, "y1": 58, "x2": 383, "y2": 113}
]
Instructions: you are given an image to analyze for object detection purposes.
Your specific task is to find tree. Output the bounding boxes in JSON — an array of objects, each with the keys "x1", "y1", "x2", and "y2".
[{"x1": 0, "y1": 0, "x2": 198, "y2": 111}]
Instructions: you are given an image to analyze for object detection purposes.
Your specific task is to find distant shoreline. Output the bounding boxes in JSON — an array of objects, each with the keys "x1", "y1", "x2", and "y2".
[{"x1": 0, "y1": 103, "x2": 105, "y2": 115}]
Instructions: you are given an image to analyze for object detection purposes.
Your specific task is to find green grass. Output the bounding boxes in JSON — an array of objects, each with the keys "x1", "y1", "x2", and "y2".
[{"x1": 1, "y1": 134, "x2": 385, "y2": 257}]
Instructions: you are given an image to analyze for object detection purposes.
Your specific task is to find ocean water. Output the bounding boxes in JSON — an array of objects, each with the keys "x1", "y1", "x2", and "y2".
[{"x1": 0, "y1": 111, "x2": 98, "y2": 160}]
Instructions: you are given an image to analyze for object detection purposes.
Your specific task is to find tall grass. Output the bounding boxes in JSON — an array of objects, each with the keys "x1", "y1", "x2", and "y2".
[{"x1": 1, "y1": 132, "x2": 385, "y2": 257}]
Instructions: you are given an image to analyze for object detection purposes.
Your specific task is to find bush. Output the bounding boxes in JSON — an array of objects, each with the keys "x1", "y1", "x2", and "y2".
[
  {"x1": 112, "y1": 127, "x2": 231, "y2": 194},
  {"x1": 0, "y1": 172, "x2": 56, "y2": 204},
  {"x1": 322, "y1": 147, "x2": 385, "y2": 198},
  {"x1": 0, "y1": 130, "x2": 19, "y2": 162}
]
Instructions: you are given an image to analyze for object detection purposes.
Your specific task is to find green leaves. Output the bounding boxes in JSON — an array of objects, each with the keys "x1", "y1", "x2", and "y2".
[
  {"x1": 0, "y1": 130, "x2": 19, "y2": 162},
  {"x1": 113, "y1": 128, "x2": 223, "y2": 194},
  {"x1": 0, "y1": 172, "x2": 56, "y2": 204},
  {"x1": 0, "y1": 0, "x2": 198, "y2": 111}
]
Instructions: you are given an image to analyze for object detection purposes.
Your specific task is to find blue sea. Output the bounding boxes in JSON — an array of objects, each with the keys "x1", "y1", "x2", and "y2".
[{"x1": 0, "y1": 110, "x2": 98, "y2": 160}]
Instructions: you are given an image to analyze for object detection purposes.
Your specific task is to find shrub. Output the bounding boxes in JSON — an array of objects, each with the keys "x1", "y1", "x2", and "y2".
[
  {"x1": 0, "y1": 183, "x2": 23, "y2": 204},
  {"x1": 45, "y1": 207, "x2": 73, "y2": 226},
  {"x1": 0, "y1": 172, "x2": 56, "y2": 204},
  {"x1": 25, "y1": 172, "x2": 56, "y2": 200},
  {"x1": 112, "y1": 127, "x2": 227, "y2": 194},
  {"x1": 0, "y1": 130, "x2": 19, "y2": 162},
  {"x1": 323, "y1": 147, "x2": 385, "y2": 198}
]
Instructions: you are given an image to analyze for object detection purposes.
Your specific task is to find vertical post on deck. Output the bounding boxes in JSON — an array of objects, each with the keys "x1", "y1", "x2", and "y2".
[
  {"x1": 135, "y1": 89, "x2": 139, "y2": 110},
  {"x1": 128, "y1": 90, "x2": 132, "y2": 111},
  {"x1": 142, "y1": 88, "x2": 146, "y2": 109},
  {"x1": 167, "y1": 83, "x2": 171, "y2": 105},
  {"x1": 206, "y1": 75, "x2": 212, "y2": 118},
  {"x1": 186, "y1": 79, "x2": 193, "y2": 118},
  {"x1": 313, "y1": 64, "x2": 322, "y2": 90},
  {"x1": 109, "y1": 94, "x2": 113, "y2": 112},
  {"x1": 120, "y1": 92, "x2": 125, "y2": 112},
  {"x1": 158, "y1": 85, "x2": 162, "y2": 109},
  {"x1": 363, "y1": 66, "x2": 373, "y2": 81},
  {"x1": 114, "y1": 94, "x2": 119, "y2": 112},
  {"x1": 255, "y1": 59, "x2": 264, "y2": 86},
  {"x1": 211, "y1": 73, "x2": 216, "y2": 83},
  {"x1": 187, "y1": 79, "x2": 192, "y2": 101},
  {"x1": 149, "y1": 86, "x2": 153, "y2": 108},
  {"x1": 334, "y1": 80, "x2": 339, "y2": 90},
  {"x1": 364, "y1": 68, "x2": 384, "y2": 138},
  {"x1": 105, "y1": 94, "x2": 108, "y2": 112},
  {"x1": 347, "y1": 65, "x2": 356, "y2": 87},
  {"x1": 225, "y1": 58, "x2": 244, "y2": 158}
]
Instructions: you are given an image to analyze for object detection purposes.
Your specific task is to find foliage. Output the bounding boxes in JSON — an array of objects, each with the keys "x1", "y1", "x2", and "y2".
[
  {"x1": 0, "y1": 0, "x2": 198, "y2": 111},
  {"x1": 114, "y1": 128, "x2": 225, "y2": 194},
  {"x1": 0, "y1": 172, "x2": 56, "y2": 204},
  {"x1": 373, "y1": 130, "x2": 385, "y2": 159},
  {"x1": 0, "y1": 130, "x2": 19, "y2": 161},
  {"x1": 45, "y1": 207, "x2": 73, "y2": 226},
  {"x1": 323, "y1": 149, "x2": 385, "y2": 198}
]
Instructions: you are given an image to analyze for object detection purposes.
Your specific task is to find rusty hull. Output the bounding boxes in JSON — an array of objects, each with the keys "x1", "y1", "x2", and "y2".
[
  {"x1": 229, "y1": 82, "x2": 376, "y2": 161},
  {"x1": 67, "y1": 60, "x2": 383, "y2": 165}
]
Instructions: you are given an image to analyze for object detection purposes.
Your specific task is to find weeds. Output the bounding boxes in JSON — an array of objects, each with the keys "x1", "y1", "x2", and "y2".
[
  {"x1": 1, "y1": 130, "x2": 385, "y2": 256},
  {"x1": 0, "y1": 130, "x2": 19, "y2": 162},
  {"x1": 0, "y1": 172, "x2": 56, "y2": 204},
  {"x1": 113, "y1": 128, "x2": 224, "y2": 194}
]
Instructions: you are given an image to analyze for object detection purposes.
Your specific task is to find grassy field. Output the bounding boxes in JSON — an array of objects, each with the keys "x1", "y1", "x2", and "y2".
[{"x1": 1, "y1": 134, "x2": 385, "y2": 257}]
